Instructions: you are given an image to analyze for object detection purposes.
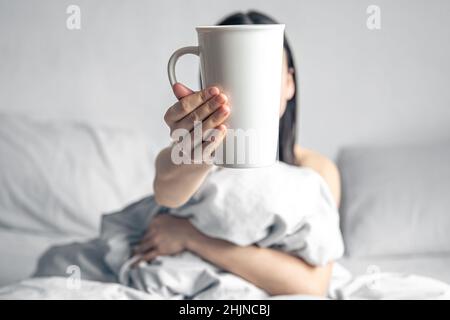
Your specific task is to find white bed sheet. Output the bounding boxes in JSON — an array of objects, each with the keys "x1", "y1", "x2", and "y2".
[
  {"x1": 2, "y1": 227, "x2": 449, "y2": 298},
  {"x1": 1, "y1": 241, "x2": 450, "y2": 299}
]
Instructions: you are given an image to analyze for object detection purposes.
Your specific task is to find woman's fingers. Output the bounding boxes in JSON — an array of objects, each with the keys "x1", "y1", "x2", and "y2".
[
  {"x1": 173, "y1": 93, "x2": 228, "y2": 132},
  {"x1": 135, "y1": 237, "x2": 155, "y2": 254},
  {"x1": 202, "y1": 105, "x2": 230, "y2": 132},
  {"x1": 199, "y1": 124, "x2": 227, "y2": 164},
  {"x1": 131, "y1": 249, "x2": 159, "y2": 267},
  {"x1": 185, "y1": 124, "x2": 227, "y2": 165},
  {"x1": 175, "y1": 105, "x2": 230, "y2": 153},
  {"x1": 164, "y1": 86, "x2": 220, "y2": 124},
  {"x1": 172, "y1": 83, "x2": 194, "y2": 100},
  {"x1": 141, "y1": 250, "x2": 159, "y2": 262}
]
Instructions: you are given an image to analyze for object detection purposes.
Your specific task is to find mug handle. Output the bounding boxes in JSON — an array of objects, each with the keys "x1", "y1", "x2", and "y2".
[{"x1": 167, "y1": 46, "x2": 200, "y2": 86}]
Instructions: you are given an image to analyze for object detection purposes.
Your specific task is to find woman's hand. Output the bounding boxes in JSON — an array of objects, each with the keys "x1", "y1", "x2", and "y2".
[
  {"x1": 133, "y1": 215, "x2": 200, "y2": 263},
  {"x1": 165, "y1": 83, "x2": 230, "y2": 164},
  {"x1": 152, "y1": 83, "x2": 231, "y2": 209}
]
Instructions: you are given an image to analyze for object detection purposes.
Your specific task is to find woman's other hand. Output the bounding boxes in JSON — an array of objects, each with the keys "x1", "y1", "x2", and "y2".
[{"x1": 133, "y1": 215, "x2": 199, "y2": 263}]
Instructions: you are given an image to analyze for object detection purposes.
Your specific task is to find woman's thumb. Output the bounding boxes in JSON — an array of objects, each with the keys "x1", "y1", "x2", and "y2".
[{"x1": 172, "y1": 83, "x2": 194, "y2": 100}]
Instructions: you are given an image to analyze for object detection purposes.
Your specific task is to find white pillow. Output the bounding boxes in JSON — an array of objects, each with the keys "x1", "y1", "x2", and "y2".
[
  {"x1": 0, "y1": 113, "x2": 157, "y2": 238},
  {"x1": 338, "y1": 142, "x2": 450, "y2": 257}
]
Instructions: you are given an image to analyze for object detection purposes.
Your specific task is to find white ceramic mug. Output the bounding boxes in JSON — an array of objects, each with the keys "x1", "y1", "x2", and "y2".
[{"x1": 168, "y1": 24, "x2": 285, "y2": 168}]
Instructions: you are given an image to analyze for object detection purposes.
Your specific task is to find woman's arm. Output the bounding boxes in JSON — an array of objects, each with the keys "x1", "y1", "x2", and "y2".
[
  {"x1": 294, "y1": 145, "x2": 341, "y2": 207},
  {"x1": 187, "y1": 231, "x2": 333, "y2": 297},
  {"x1": 153, "y1": 146, "x2": 213, "y2": 208},
  {"x1": 135, "y1": 215, "x2": 333, "y2": 297}
]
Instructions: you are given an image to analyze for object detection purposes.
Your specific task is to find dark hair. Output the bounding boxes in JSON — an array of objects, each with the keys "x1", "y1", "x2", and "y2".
[{"x1": 217, "y1": 10, "x2": 298, "y2": 165}]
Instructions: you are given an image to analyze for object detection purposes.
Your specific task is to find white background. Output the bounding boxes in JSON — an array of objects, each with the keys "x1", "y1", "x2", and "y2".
[{"x1": 1, "y1": 0, "x2": 449, "y2": 158}]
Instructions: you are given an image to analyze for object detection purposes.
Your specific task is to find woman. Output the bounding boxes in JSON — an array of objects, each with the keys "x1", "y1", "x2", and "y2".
[{"x1": 134, "y1": 11, "x2": 341, "y2": 297}]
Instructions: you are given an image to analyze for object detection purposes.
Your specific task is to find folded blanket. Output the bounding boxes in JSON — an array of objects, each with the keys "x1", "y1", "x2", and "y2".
[{"x1": 36, "y1": 162, "x2": 344, "y2": 299}]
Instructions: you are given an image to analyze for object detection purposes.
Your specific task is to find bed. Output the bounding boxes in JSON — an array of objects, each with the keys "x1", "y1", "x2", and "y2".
[
  {"x1": 0, "y1": 113, "x2": 157, "y2": 287},
  {"x1": 0, "y1": 113, "x2": 449, "y2": 299}
]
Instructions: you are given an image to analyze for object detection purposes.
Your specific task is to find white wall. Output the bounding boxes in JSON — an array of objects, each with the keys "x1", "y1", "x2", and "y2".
[{"x1": 1, "y1": 0, "x2": 449, "y2": 158}]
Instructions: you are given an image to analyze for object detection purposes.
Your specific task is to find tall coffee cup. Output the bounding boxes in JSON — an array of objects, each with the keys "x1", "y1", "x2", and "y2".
[{"x1": 168, "y1": 24, "x2": 285, "y2": 168}]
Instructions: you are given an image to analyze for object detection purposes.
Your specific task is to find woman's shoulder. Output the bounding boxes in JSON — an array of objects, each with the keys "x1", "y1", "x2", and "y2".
[
  {"x1": 293, "y1": 144, "x2": 338, "y2": 175},
  {"x1": 293, "y1": 144, "x2": 341, "y2": 206}
]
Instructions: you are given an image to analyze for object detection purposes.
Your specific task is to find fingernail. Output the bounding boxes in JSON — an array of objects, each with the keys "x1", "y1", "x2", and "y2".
[
  {"x1": 214, "y1": 94, "x2": 227, "y2": 104},
  {"x1": 208, "y1": 87, "x2": 219, "y2": 97},
  {"x1": 220, "y1": 106, "x2": 230, "y2": 114}
]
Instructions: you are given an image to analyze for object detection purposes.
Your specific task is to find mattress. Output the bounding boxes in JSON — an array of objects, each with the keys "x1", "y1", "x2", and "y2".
[{"x1": 338, "y1": 254, "x2": 450, "y2": 285}]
